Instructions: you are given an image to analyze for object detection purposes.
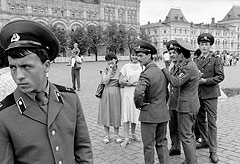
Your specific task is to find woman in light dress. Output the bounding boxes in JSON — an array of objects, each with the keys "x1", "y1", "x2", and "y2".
[
  {"x1": 119, "y1": 51, "x2": 143, "y2": 147},
  {"x1": 97, "y1": 53, "x2": 122, "y2": 144}
]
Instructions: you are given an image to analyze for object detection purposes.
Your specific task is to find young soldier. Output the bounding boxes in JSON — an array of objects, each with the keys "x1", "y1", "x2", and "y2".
[
  {"x1": 134, "y1": 40, "x2": 170, "y2": 164},
  {"x1": 194, "y1": 33, "x2": 224, "y2": 163},
  {"x1": 162, "y1": 38, "x2": 199, "y2": 164},
  {"x1": 0, "y1": 20, "x2": 93, "y2": 164}
]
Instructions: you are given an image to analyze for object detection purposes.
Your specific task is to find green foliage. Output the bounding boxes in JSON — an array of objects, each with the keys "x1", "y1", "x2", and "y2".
[
  {"x1": 48, "y1": 25, "x2": 67, "y2": 54},
  {"x1": 86, "y1": 25, "x2": 104, "y2": 58},
  {"x1": 127, "y1": 28, "x2": 138, "y2": 54},
  {"x1": 68, "y1": 27, "x2": 88, "y2": 55},
  {"x1": 103, "y1": 23, "x2": 128, "y2": 55},
  {"x1": 139, "y1": 28, "x2": 151, "y2": 42}
]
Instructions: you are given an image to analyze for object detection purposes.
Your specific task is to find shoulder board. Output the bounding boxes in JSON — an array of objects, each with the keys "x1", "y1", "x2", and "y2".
[
  {"x1": 53, "y1": 83, "x2": 75, "y2": 93},
  {"x1": 0, "y1": 93, "x2": 15, "y2": 111}
]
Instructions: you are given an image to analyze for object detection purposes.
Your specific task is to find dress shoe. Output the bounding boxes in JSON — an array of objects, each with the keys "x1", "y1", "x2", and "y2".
[
  {"x1": 169, "y1": 148, "x2": 181, "y2": 156},
  {"x1": 196, "y1": 142, "x2": 209, "y2": 149},
  {"x1": 210, "y1": 152, "x2": 219, "y2": 163}
]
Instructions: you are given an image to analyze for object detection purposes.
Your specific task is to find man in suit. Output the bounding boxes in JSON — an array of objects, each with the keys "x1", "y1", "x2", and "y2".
[
  {"x1": 166, "y1": 40, "x2": 182, "y2": 156},
  {"x1": 0, "y1": 20, "x2": 93, "y2": 164},
  {"x1": 162, "y1": 38, "x2": 199, "y2": 164},
  {"x1": 194, "y1": 33, "x2": 224, "y2": 163},
  {"x1": 134, "y1": 40, "x2": 170, "y2": 164}
]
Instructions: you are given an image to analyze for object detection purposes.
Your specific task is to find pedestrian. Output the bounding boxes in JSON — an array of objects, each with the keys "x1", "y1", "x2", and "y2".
[
  {"x1": 119, "y1": 51, "x2": 142, "y2": 147},
  {"x1": 69, "y1": 44, "x2": 82, "y2": 91},
  {"x1": 166, "y1": 40, "x2": 182, "y2": 156},
  {"x1": 163, "y1": 50, "x2": 170, "y2": 70},
  {"x1": 97, "y1": 52, "x2": 122, "y2": 144},
  {"x1": 194, "y1": 33, "x2": 224, "y2": 163},
  {"x1": 0, "y1": 20, "x2": 93, "y2": 164},
  {"x1": 134, "y1": 40, "x2": 170, "y2": 164},
  {"x1": 0, "y1": 49, "x2": 17, "y2": 101},
  {"x1": 162, "y1": 38, "x2": 199, "y2": 164}
]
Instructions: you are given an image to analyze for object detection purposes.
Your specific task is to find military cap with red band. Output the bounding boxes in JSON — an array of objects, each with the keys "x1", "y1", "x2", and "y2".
[
  {"x1": 0, "y1": 20, "x2": 60, "y2": 61},
  {"x1": 197, "y1": 33, "x2": 214, "y2": 45},
  {"x1": 135, "y1": 40, "x2": 157, "y2": 55}
]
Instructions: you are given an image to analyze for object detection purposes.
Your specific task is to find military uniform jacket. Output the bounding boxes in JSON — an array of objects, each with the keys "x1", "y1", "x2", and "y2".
[
  {"x1": 0, "y1": 82, "x2": 93, "y2": 164},
  {"x1": 193, "y1": 53, "x2": 224, "y2": 99},
  {"x1": 168, "y1": 64, "x2": 181, "y2": 111},
  {"x1": 134, "y1": 62, "x2": 170, "y2": 123},
  {"x1": 162, "y1": 59, "x2": 200, "y2": 113}
]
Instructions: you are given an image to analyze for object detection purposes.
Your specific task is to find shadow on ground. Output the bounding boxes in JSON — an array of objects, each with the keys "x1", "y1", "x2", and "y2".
[{"x1": 222, "y1": 88, "x2": 240, "y2": 97}]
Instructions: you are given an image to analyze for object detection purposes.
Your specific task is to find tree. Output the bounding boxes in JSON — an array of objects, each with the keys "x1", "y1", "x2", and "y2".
[
  {"x1": 126, "y1": 28, "x2": 138, "y2": 54},
  {"x1": 103, "y1": 23, "x2": 127, "y2": 55},
  {"x1": 48, "y1": 25, "x2": 67, "y2": 56},
  {"x1": 68, "y1": 27, "x2": 88, "y2": 56},
  {"x1": 139, "y1": 27, "x2": 151, "y2": 42},
  {"x1": 86, "y1": 25, "x2": 104, "y2": 61},
  {"x1": 117, "y1": 24, "x2": 127, "y2": 55}
]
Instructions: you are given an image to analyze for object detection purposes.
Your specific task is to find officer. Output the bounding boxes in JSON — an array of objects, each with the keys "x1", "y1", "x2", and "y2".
[
  {"x1": 0, "y1": 20, "x2": 93, "y2": 164},
  {"x1": 134, "y1": 40, "x2": 170, "y2": 164},
  {"x1": 162, "y1": 38, "x2": 199, "y2": 164},
  {"x1": 194, "y1": 33, "x2": 224, "y2": 163},
  {"x1": 166, "y1": 40, "x2": 182, "y2": 156}
]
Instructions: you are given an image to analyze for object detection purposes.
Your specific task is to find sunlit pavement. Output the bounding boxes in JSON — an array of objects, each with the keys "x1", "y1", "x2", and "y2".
[{"x1": 49, "y1": 60, "x2": 240, "y2": 164}]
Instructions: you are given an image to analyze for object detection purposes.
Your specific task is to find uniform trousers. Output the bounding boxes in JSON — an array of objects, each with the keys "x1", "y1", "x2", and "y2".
[
  {"x1": 141, "y1": 122, "x2": 170, "y2": 164},
  {"x1": 196, "y1": 98, "x2": 218, "y2": 153},
  {"x1": 169, "y1": 110, "x2": 181, "y2": 150},
  {"x1": 71, "y1": 67, "x2": 80, "y2": 90},
  {"x1": 178, "y1": 112, "x2": 198, "y2": 164}
]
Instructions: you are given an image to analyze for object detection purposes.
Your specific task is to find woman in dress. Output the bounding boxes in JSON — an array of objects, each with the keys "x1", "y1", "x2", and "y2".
[
  {"x1": 119, "y1": 51, "x2": 143, "y2": 147},
  {"x1": 97, "y1": 52, "x2": 122, "y2": 144}
]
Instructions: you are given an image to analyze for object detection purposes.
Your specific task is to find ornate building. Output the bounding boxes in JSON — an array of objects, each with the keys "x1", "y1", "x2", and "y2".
[
  {"x1": 141, "y1": 6, "x2": 240, "y2": 55},
  {"x1": 0, "y1": 0, "x2": 140, "y2": 31}
]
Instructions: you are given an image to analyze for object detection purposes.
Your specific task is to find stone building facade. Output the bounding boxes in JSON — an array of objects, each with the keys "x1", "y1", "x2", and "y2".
[
  {"x1": 0, "y1": 0, "x2": 140, "y2": 31},
  {"x1": 141, "y1": 6, "x2": 240, "y2": 55}
]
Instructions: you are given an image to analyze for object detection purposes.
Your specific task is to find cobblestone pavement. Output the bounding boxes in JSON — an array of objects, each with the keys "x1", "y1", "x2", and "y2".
[{"x1": 48, "y1": 61, "x2": 240, "y2": 164}]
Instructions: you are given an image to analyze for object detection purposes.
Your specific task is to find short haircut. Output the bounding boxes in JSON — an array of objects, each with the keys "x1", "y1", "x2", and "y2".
[
  {"x1": 6, "y1": 48, "x2": 49, "y2": 64},
  {"x1": 105, "y1": 52, "x2": 118, "y2": 62},
  {"x1": 176, "y1": 47, "x2": 191, "y2": 58}
]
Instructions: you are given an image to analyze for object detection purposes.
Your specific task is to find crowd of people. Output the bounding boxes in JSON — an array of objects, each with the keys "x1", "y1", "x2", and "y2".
[
  {"x1": 0, "y1": 19, "x2": 226, "y2": 164},
  {"x1": 97, "y1": 33, "x2": 225, "y2": 164}
]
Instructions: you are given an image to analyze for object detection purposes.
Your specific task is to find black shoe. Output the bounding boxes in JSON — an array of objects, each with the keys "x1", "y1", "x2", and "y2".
[
  {"x1": 196, "y1": 142, "x2": 209, "y2": 149},
  {"x1": 210, "y1": 152, "x2": 219, "y2": 163},
  {"x1": 169, "y1": 148, "x2": 181, "y2": 156}
]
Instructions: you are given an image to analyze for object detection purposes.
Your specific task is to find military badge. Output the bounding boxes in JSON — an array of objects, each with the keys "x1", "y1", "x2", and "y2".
[
  {"x1": 179, "y1": 72, "x2": 185, "y2": 77},
  {"x1": 11, "y1": 33, "x2": 20, "y2": 42}
]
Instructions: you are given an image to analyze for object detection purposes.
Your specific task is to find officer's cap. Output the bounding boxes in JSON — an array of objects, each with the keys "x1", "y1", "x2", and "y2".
[
  {"x1": 135, "y1": 40, "x2": 157, "y2": 55},
  {"x1": 175, "y1": 38, "x2": 195, "y2": 52},
  {"x1": 166, "y1": 40, "x2": 179, "y2": 51},
  {"x1": 0, "y1": 20, "x2": 60, "y2": 61},
  {"x1": 197, "y1": 33, "x2": 214, "y2": 45}
]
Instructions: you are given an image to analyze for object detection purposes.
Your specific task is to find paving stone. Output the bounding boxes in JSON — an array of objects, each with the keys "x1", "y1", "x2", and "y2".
[{"x1": 48, "y1": 61, "x2": 240, "y2": 163}]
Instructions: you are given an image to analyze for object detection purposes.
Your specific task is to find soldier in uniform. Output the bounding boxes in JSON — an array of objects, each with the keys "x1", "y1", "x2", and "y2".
[
  {"x1": 0, "y1": 20, "x2": 93, "y2": 164},
  {"x1": 194, "y1": 33, "x2": 224, "y2": 163},
  {"x1": 166, "y1": 40, "x2": 182, "y2": 156},
  {"x1": 134, "y1": 40, "x2": 170, "y2": 164},
  {"x1": 162, "y1": 38, "x2": 199, "y2": 164}
]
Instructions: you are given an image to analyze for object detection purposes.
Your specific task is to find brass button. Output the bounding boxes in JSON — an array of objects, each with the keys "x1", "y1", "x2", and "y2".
[
  {"x1": 51, "y1": 130, "x2": 56, "y2": 136},
  {"x1": 55, "y1": 146, "x2": 60, "y2": 152}
]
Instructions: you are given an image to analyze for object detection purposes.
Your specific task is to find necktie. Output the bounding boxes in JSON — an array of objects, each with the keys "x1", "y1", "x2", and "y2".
[{"x1": 36, "y1": 92, "x2": 48, "y2": 114}]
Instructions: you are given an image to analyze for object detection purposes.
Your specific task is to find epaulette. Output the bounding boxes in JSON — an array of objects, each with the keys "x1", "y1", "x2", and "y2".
[
  {"x1": 53, "y1": 83, "x2": 75, "y2": 93},
  {"x1": 0, "y1": 93, "x2": 15, "y2": 111}
]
